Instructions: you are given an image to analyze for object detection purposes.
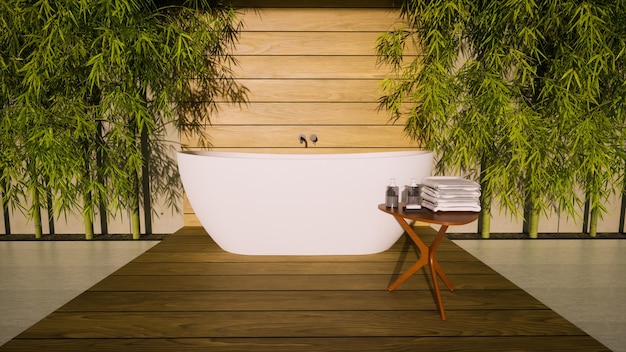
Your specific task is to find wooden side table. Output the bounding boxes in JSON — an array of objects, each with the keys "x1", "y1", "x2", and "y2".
[{"x1": 378, "y1": 204, "x2": 479, "y2": 320}]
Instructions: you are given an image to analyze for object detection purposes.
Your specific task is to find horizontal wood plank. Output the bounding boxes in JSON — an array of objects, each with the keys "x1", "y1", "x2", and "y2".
[
  {"x1": 16, "y1": 310, "x2": 586, "y2": 339},
  {"x1": 180, "y1": 125, "x2": 415, "y2": 148},
  {"x1": 237, "y1": 8, "x2": 403, "y2": 31},
  {"x1": 113, "y1": 260, "x2": 499, "y2": 276},
  {"x1": 1, "y1": 336, "x2": 610, "y2": 352},
  {"x1": 160, "y1": 227, "x2": 442, "y2": 245},
  {"x1": 59, "y1": 289, "x2": 546, "y2": 312},
  {"x1": 132, "y1": 249, "x2": 478, "y2": 263},
  {"x1": 235, "y1": 32, "x2": 418, "y2": 56},
  {"x1": 228, "y1": 79, "x2": 384, "y2": 102},
  {"x1": 89, "y1": 274, "x2": 519, "y2": 291},
  {"x1": 148, "y1": 231, "x2": 473, "y2": 254},
  {"x1": 234, "y1": 56, "x2": 406, "y2": 79},
  {"x1": 233, "y1": 0, "x2": 399, "y2": 8},
  {"x1": 210, "y1": 102, "x2": 406, "y2": 126}
]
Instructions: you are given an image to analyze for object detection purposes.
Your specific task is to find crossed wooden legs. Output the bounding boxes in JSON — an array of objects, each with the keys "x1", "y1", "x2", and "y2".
[{"x1": 387, "y1": 215, "x2": 454, "y2": 320}]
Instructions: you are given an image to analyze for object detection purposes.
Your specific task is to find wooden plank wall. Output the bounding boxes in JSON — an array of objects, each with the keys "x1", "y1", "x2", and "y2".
[{"x1": 183, "y1": 6, "x2": 417, "y2": 226}]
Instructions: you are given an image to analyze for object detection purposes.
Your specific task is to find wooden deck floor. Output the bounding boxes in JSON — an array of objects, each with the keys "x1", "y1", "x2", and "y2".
[{"x1": 0, "y1": 227, "x2": 611, "y2": 351}]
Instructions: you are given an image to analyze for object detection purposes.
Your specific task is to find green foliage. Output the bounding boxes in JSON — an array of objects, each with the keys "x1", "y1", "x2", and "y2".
[
  {"x1": 377, "y1": 0, "x2": 626, "y2": 236},
  {"x1": 0, "y1": 0, "x2": 247, "y2": 237}
]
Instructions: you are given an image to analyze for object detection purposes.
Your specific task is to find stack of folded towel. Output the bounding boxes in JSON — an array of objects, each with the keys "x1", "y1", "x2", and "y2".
[{"x1": 420, "y1": 176, "x2": 482, "y2": 212}]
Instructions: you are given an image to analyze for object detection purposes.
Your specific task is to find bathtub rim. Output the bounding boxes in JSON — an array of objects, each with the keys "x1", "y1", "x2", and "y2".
[{"x1": 178, "y1": 149, "x2": 432, "y2": 160}]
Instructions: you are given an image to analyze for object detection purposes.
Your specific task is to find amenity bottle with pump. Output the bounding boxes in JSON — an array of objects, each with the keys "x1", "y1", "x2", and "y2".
[
  {"x1": 405, "y1": 178, "x2": 421, "y2": 209},
  {"x1": 385, "y1": 178, "x2": 399, "y2": 208}
]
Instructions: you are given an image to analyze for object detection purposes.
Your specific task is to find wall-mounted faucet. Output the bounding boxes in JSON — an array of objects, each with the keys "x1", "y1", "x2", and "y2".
[
  {"x1": 298, "y1": 134, "x2": 319, "y2": 148},
  {"x1": 299, "y1": 134, "x2": 308, "y2": 148}
]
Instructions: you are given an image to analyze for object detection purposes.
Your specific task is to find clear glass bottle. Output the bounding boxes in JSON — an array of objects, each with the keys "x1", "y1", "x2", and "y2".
[{"x1": 385, "y1": 178, "x2": 399, "y2": 208}]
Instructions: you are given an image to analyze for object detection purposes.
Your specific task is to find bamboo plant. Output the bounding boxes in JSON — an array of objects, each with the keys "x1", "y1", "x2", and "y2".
[
  {"x1": 377, "y1": 0, "x2": 626, "y2": 237},
  {"x1": 0, "y1": 0, "x2": 247, "y2": 239}
]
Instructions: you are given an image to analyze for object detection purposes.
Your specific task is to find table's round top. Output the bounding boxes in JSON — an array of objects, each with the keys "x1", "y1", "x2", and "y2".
[{"x1": 378, "y1": 203, "x2": 479, "y2": 226}]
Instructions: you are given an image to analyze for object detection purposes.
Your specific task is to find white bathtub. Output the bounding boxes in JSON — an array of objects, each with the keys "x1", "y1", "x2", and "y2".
[{"x1": 177, "y1": 150, "x2": 433, "y2": 255}]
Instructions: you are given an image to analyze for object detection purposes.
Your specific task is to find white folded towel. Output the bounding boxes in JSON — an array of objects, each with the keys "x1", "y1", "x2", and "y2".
[
  {"x1": 420, "y1": 192, "x2": 480, "y2": 206},
  {"x1": 421, "y1": 186, "x2": 481, "y2": 199},
  {"x1": 422, "y1": 199, "x2": 482, "y2": 212},
  {"x1": 421, "y1": 176, "x2": 481, "y2": 191}
]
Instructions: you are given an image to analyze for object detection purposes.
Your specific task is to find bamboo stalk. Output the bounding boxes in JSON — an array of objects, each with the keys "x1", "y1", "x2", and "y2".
[
  {"x1": 589, "y1": 208, "x2": 598, "y2": 238},
  {"x1": 528, "y1": 208, "x2": 539, "y2": 239},
  {"x1": 32, "y1": 188, "x2": 42, "y2": 239}
]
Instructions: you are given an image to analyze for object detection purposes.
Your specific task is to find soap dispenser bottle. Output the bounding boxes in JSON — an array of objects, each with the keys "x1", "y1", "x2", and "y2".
[
  {"x1": 405, "y1": 178, "x2": 421, "y2": 209},
  {"x1": 385, "y1": 178, "x2": 399, "y2": 208}
]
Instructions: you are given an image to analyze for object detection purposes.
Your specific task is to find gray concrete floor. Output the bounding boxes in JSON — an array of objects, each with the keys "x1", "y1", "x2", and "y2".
[
  {"x1": 0, "y1": 240, "x2": 159, "y2": 347},
  {"x1": 454, "y1": 239, "x2": 626, "y2": 352},
  {"x1": 0, "y1": 238, "x2": 624, "y2": 351}
]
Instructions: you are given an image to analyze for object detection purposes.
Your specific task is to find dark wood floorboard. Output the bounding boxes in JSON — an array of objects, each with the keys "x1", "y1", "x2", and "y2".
[{"x1": 0, "y1": 226, "x2": 611, "y2": 351}]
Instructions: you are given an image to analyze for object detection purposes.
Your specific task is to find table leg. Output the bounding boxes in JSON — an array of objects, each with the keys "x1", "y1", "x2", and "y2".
[
  {"x1": 387, "y1": 216, "x2": 429, "y2": 291},
  {"x1": 429, "y1": 224, "x2": 451, "y2": 320},
  {"x1": 387, "y1": 216, "x2": 453, "y2": 320}
]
